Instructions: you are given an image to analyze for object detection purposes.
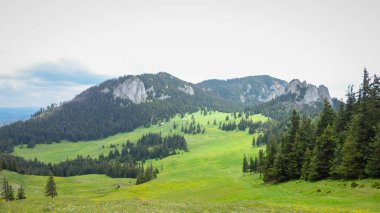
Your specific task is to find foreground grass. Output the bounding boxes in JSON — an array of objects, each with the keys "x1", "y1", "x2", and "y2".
[{"x1": 4, "y1": 111, "x2": 380, "y2": 212}]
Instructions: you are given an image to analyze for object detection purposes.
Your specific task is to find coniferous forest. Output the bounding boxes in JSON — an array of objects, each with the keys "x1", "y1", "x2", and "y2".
[
  {"x1": 245, "y1": 69, "x2": 380, "y2": 182},
  {"x1": 0, "y1": 133, "x2": 187, "y2": 183}
]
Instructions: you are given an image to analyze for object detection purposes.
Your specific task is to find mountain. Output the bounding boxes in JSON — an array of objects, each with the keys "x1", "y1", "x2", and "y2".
[
  {"x1": 0, "y1": 72, "x2": 240, "y2": 152},
  {"x1": 0, "y1": 107, "x2": 38, "y2": 126},
  {"x1": 0, "y1": 72, "x2": 333, "y2": 153},
  {"x1": 197, "y1": 75, "x2": 331, "y2": 105}
]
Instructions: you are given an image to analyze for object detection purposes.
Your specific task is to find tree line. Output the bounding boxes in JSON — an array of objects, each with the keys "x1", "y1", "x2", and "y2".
[{"x1": 0, "y1": 133, "x2": 188, "y2": 184}]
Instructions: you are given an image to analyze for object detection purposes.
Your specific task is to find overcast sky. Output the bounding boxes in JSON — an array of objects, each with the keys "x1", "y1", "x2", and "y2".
[{"x1": 0, "y1": 0, "x2": 379, "y2": 107}]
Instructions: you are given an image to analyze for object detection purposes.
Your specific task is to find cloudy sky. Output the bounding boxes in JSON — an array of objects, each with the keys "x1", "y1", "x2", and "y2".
[{"x1": 0, "y1": 0, "x2": 379, "y2": 107}]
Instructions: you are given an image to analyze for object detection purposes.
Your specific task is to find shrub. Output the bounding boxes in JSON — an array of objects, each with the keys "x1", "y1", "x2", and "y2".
[
  {"x1": 371, "y1": 182, "x2": 380, "y2": 189},
  {"x1": 351, "y1": 182, "x2": 359, "y2": 188},
  {"x1": 316, "y1": 189, "x2": 321, "y2": 192}
]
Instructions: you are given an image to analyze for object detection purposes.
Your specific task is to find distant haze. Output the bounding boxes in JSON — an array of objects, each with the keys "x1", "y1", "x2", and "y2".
[{"x1": 0, "y1": 0, "x2": 379, "y2": 107}]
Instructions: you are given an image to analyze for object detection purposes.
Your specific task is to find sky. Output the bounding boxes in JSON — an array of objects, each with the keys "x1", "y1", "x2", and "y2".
[{"x1": 0, "y1": 0, "x2": 379, "y2": 107}]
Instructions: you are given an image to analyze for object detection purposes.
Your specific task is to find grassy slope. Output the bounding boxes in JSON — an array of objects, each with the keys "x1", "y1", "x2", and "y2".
[{"x1": 2, "y1": 111, "x2": 380, "y2": 212}]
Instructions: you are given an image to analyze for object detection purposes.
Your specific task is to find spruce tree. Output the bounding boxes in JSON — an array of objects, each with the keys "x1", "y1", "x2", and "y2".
[
  {"x1": 263, "y1": 139, "x2": 277, "y2": 182},
  {"x1": 7, "y1": 185, "x2": 14, "y2": 201},
  {"x1": 258, "y1": 149, "x2": 265, "y2": 177},
  {"x1": 316, "y1": 99, "x2": 336, "y2": 136},
  {"x1": 300, "y1": 148, "x2": 311, "y2": 180},
  {"x1": 272, "y1": 144, "x2": 287, "y2": 182},
  {"x1": 1, "y1": 178, "x2": 14, "y2": 201},
  {"x1": 17, "y1": 185, "x2": 26, "y2": 200},
  {"x1": 308, "y1": 125, "x2": 337, "y2": 180},
  {"x1": 45, "y1": 175, "x2": 57, "y2": 198},
  {"x1": 249, "y1": 157, "x2": 254, "y2": 174},
  {"x1": 1, "y1": 177, "x2": 6, "y2": 200},
  {"x1": 242, "y1": 155, "x2": 249, "y2": 174},
  {"x1": 366, "y1": 125, "x2": 380, "y2": 178}
]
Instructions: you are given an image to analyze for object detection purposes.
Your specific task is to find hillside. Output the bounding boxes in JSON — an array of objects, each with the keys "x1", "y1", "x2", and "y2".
[
  {"x1": 2, "y1": 111, "x2": 380, "y2": 212},
  {"x1": 0, "y1": 73, "x2": 333, "y2": 153},
  {"x1": 0, "y1": 72, "x2": 240, "y2": 152}
]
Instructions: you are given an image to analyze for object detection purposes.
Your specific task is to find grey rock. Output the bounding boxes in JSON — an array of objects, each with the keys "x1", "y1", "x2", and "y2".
[
  {"x1": 113, "y1": 77, "x2": 148, "y2": 104},
  {"x1": 318, "y1": 85, "x2": 331, "y2": 102},
  {"x1": 286, "y1": 79, "x2": 301, "y2": 95},
  {"x1": 178, "y1": 85, "x2": 195, "y2": 95},
  {"x1": 101, "y1": 87, "x2": 111, "y2": 94},
  {"x1": 157, "y1": 94, "x2": 171, "y2": 100},
  {"x1": 303, "y1": 84, "x2": 319, "y2": 103}
]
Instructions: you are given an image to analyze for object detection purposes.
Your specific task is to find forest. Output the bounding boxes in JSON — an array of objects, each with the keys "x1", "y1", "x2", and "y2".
[
  {"x1": 0, "y1": 133, "x2": 188, "y2": 184},
  {"x1": 244, "y1": 69, "x2": 380, "y2": 181}
]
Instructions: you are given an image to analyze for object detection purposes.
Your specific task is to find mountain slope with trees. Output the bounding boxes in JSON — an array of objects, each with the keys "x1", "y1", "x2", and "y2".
[{"x1": 0, "y1": 72, "x2": 240, "y2": 153}]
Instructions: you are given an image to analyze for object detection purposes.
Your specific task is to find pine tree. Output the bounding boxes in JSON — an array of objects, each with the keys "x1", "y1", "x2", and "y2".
[
  {"x1": 1, "y1": 178, "x2": 14, "y2": 201},
  {"x1": 252, "y1": 137, "x2": 256, "y2": 148},
  {"x1": 253, "y1": 157, "x2": 258, "y2": 173},
  {"x1": 242, "y1": 155, "x2": 249, "y2": 174},
  {"x1": 300, "y1": 148, "x2": 311, "y2": 180},
  {"x1": 7, "y1": 185, "x2": 14, "y2": 201},
  {"x1": 365, "y1": 125, "x2": 380, "y2": 178},
  {"x1": 308, "y1": 125, "x2": 337, "y2": 181},
  {"x1": 17, "y1": 185, "x2": 26, "y2": 200},
  {"x1": 316, "y1": 99, "x2": 336, "y2": 136},
  {"x1": 272, "y1": 145, "x2": 287, "y2": 183},
  {"x1": 249, "y1": 157, "x2": 254, "y2": 174},
  {"x1": 286, "y1": 110, "x2": 301, "y2": 180},
  {"x1": 1, "y1": 177, "x2": 6, "y2": 200},
  {"x1": 258, "y1": 149, "x2": 265, "y2": 177},
  {"x1": 263, "y1": 139, "x2": 277, "y2": 182},
  {"x1": 45, "y1": 175, "x2": 57, "y2": 198}
]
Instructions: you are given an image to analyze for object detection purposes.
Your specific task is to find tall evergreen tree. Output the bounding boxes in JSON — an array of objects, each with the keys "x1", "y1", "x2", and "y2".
[
  {"x1": 263, "y1": 139, "x2": 277, "y2": 182},
  {"x1": 300, "y1": 148, "x2": 311, "y2": 180},
  {"x1": 7, "y1": 185, "x2": 14, "y2": 201},
  {"x1": 17, "y1": 185, "x2": 26, "y2": 200},
  {"x1": 1, "y1": 178, "x2": 14, "y2": 201},
  {"x1": 258, "y1": 149, "x2": 265, "y2": 177},
  {"x1": 45, "y1": 175, "x2": 57, "y2": 198},
  {"x1": 249, "y1": 157, "x2": 254, "y2": 174},
  {"x1": 365, "y1": 125, "x2": 380, "y2": 178},
  {"x1": 308, "y1": 125, "x2": 337, "y2": 181},
  {"x1": 242, "y1": 154, "x2": 249, "y2": 174},
  {"x1": 316, "y1": 99, "x2": 336, "y2": 136}
]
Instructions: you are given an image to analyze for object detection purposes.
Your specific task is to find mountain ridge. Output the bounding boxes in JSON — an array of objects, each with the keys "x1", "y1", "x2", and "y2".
[{"x1": 0, "y1": 72, "x2": 333, "y2": 153}]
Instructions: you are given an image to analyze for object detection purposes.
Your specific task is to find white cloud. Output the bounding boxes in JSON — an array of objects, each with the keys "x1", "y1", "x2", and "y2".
[{"x1": 0, "y1": 60, "x2": 108, "y2": 107}]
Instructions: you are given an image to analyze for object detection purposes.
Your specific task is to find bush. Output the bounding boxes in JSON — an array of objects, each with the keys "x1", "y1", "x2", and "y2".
[
  {"x1": 351, "y1": 182, "x2": 359, "y2": 188},
  {"x1": 371, "y1": 182, "x2": 380, "y2": 189},
  {"x1": 359, "y1": 184, "x2": 365, "y2": 188},
  {"x1": 316, "y1": 189, "x2": 321, "y2": 192}
]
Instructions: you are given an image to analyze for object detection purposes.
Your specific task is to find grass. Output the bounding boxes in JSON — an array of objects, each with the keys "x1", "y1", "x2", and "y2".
[{"x1": 2, "y1": 111, "x2": 380, "y2": 212}]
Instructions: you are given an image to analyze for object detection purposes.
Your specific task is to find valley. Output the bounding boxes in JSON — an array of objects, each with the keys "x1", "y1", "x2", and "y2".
[{"x1": 1, "y1": 111, "x2": 379, "y2": 212}]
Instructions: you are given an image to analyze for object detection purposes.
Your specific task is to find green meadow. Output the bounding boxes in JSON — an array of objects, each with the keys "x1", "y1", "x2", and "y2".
[{"x1": 2, "y1": 111, "x2": 380, "y2": 212}]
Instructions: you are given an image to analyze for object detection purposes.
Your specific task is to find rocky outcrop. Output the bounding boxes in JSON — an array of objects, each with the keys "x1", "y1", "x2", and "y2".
[
  {"x1": 286, "y1": 79, "x2": 301, "y2": 95},
  {"x1": 303, "y1": 84, "x2": 319, "y2": 103},
  {"x1": 318, "y1": 85, "x2": 331, "y2": 101},
  {"x1": 101, "y1": 87, "x2": 110, "y2": 94},
  {"x1": 113, "y1": 77, "x2": 148, "y2": 104},
  {"x1": 284, "y1": 79, "x2": 331, "y2": 104},
  {"x1": 178, "y1": 85, "x2": 195, "y2": 95}
]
